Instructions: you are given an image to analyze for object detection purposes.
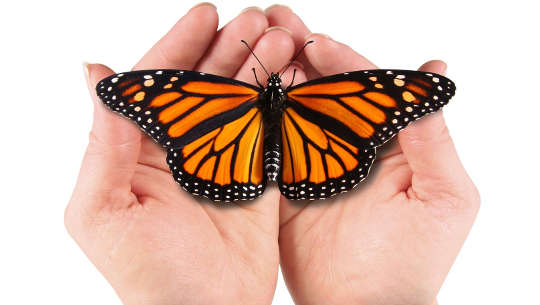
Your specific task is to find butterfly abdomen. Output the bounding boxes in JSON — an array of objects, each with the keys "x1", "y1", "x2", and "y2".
[{"x1": 263, "y1": 113, "x2": 281, "y2": 181}]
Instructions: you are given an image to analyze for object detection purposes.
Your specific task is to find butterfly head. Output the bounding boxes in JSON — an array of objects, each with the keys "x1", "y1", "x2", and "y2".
[{"x1": 267, "y1": 73, "x2": 282, "y2": 88}]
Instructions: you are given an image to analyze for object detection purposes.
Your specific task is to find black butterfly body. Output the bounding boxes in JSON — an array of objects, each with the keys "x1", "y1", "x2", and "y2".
[{"x1": 96, "y1": 68, "x2": 455, "y2": 202}]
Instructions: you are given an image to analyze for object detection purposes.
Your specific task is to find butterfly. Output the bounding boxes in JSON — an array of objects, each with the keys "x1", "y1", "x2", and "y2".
[{"x1": 96, "y1": 41, "x2": 455, "y2": 202}]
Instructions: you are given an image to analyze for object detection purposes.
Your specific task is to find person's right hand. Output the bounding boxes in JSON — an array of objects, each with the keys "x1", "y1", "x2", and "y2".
[{"x1": 65, "y1": 5, "x2": 295, "y2": 305}]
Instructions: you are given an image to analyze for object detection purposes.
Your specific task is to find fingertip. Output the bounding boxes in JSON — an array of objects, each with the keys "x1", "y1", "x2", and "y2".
[
  {"x1": 302, "y1": 33, "x2": 333, "y2": 58},
  {"x1": 240, "y1": 6, "x2": 264, "y2": 14},
  {"x1": 85, "y1": 63, "x2": 115, "y2": 87},
  {"x1": 234, "y1": 25, "x2": 295, "y2": 84},
  {"x1": 401, "y1": 59, "x2": 449, "y2": 141},
  {"x1": 238, "y1": 6, "x2": 268, "y2": 30},
  {"x1": 188, "y1": 2, "x2": 219, "y2": 30},
  {"x1": 266, "y1": 4, "x2": 311, "y2": 50},
  {"x1": 82, "y1": 61, "x2": 90, "y2": 81},
  {"x1": 190, "y1": 2, "x2": 218, "y2": 19},
  {"x1": 135, "y1": 3, "x2": 218, "y2": 70},
  {"x1": 418, "y1": 60, "x2": 447, "y2": 75},
  {"x1": 266, "y1": 5, "x2": 311, "y2": 42},
  {"x1": 264, "y1": 4, "x2": 292, "y2": 14},
  {"x1": 84, "y1": 63, "x2": 116, "y2": 114},
  {"x1": 264, "y1": 5, "x2": 321, "y2": 77},
  {"x1": 191, "y1": 2, "x2": 217, "y2": 11},
  {"x1": 195, "y1": 6, "x2": 268, "y2": 77},
  {"x1": 261, "y1": 26, "x2": 295, "y2": 52},
  {"x1": 303, "y1": 34, "x2": 377, "y2": 75},
  {"x1": 84, "y1": 63, "x2": 140, "y2": 146},
  {"x1": 303, "y1": 33, "x2": 337, "y2": 58},
  {"x1": 302, "y1": 33, "x2": 343, "y2": 73}
]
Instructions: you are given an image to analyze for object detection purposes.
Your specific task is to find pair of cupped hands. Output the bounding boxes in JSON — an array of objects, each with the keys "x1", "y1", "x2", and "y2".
[{"x1": 65, "y1": 4, "x2": 480, "y2": 305}]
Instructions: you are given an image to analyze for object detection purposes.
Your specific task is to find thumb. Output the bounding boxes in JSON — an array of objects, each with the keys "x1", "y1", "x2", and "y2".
[
  {"x1": 398, "y1": 60, "x2": 473, "y2": 202},
  {"x1": 73, "y1": 63, "x2": 141, "y2": 213}
]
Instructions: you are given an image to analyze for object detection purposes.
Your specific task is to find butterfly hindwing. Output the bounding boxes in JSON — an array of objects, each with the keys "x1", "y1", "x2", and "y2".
[
  {"x1": 280, "y1": 69, "x2": 455, "y2": 199},
  {"x1": 96, "y1": 70, "x2": 266, "y2": 201},
  {"x1": 279, "y1": 106, "x2": 376, "y2": 200},
  {"x1": 167, "y1": 107, "x2": 266, "y2": 201}
]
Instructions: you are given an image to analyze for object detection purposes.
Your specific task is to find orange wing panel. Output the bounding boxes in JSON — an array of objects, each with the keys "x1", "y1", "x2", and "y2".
[
  {"x1": 214, "y1": 145, "x2": 235, "y2": 186},
  {"x1": 289, "y1": 81, "x2": 365, "y2": 95},
  {"x1": 168, "y1": 96, "x2": 254, "y2": 138},
  {"x1": 234, "y1": 111, "x2": 262, "y2": 183},
  {"x1": 291, "y1": 96, "x2": 375, "y2": 138},
  {"x1": 283, "y1": 114, "x2": 308, "y2": 182},
  {"x1": 182, "y1": 81, "x2": 258, "y2": 96}
]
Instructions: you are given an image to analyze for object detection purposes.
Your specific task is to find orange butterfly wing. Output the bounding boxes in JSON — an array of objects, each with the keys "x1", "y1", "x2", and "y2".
[
  {"x1": 96, "y1": 70, "x2": 266, "y2": 201},
  {"x1": 280, "y1": 70, "x2": 455, "y2": 199}
]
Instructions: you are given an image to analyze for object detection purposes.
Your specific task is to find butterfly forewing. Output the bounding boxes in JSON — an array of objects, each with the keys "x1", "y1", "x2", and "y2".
[
  {"x1": 287, "y1": 70, "x2": 455, "y2": 148},
  {"x1": 280, "y1": 69, "x2": 455, "y2": 199},
  {"x1": 96, "y1": 70, "x2": 261, "y2": 148},
  {"x1": 96, "y1": 70, "x2": 266, "y2": 201}
]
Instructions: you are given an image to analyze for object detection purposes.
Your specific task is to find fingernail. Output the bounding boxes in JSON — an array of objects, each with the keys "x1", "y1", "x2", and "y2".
[
  {"x1": 82, "y1": 62, "x2": 100, "y2": 104},
  {"x1": 241, "y1": 6, "x2": 264, "y2": 14},
  {"x1": 439, "y1": 61, "x2": 448, "y2": 75},
  {"x1": 304, "y1": 32, "x2": 332, "y2": 41},
  {"x1": 265, "y1": 4, "x2": 292, "y2": 13},
  {"x1": 192, "y1": 2, "x2": 216, "y2": 10},
  {"x1": 265, "y1": 26, "x2": 292, "y2": 36},
  {"x1": 82, "y1": 61, "x2": 91, "y2": 82}
]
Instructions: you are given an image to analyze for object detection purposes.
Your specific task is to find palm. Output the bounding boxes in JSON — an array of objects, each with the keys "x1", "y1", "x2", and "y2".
[
  {"x1": 279, "y1": 141, "x2": 472, "y2": 305},
  {"x1": 94, "y1": 136, "x2": 280, "y2": 304}
]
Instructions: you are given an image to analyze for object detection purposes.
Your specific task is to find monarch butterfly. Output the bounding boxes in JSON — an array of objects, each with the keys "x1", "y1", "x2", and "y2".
[{"x1": 96, "y1": 41, "x2": 455, "y2": 202}]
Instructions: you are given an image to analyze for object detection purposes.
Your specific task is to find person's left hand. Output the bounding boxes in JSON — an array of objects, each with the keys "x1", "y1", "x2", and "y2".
[{"x1": 266, "y1": 5, "x2": 480, "y2": 305}]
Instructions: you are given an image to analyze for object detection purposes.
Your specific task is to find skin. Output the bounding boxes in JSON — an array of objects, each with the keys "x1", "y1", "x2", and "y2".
[
  {"x1": 266, "y1": 5, "x2": 480, "y2": 305},
  {"x1": 65, "y1": 3, "x2": 480, "y2": 305}
]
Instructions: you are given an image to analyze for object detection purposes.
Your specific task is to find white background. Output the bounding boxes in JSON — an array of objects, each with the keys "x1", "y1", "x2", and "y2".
[{"x1": 1, "y1": 0, "x2": 539, "y2": 304}]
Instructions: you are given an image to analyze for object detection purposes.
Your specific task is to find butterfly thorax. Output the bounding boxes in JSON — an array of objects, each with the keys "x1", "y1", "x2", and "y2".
[{"x1": 261, "y1": 73, "x2": 285, "y2": 181}]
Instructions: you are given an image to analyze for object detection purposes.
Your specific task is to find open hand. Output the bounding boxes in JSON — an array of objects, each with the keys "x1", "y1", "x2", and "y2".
[
  {"x1": 266, "y1": 5, "x2": 480, "y2": 305},
  {"x1": 65, "y1": 5, "x2": 294, "y2": 305}
]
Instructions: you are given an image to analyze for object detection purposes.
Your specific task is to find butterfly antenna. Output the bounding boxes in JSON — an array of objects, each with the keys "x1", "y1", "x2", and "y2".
[
  {"x1": 241, "y1": 40, "x2": 270, "y2": 77},
  {"x1": 279, "y1": 40, "x2": 314, "y2": 77}
]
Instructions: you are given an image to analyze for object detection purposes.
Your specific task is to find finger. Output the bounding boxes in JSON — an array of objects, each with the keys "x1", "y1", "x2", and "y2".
[
  {"x1": 133, "y1": 3, "x2": 218, "y2": 70},
  {"x1": 195, "y1": 7, "x2": 269, "y2": 76},
  {"x1": 280, "y1": 61, "x2": 308, "y2": 88},
  {"x1": 399, "y1": 60, "x2": 475, "y2": 202},
  {"x1": 303, "y1": 33, "x2": 377, "y2": 76},
  {"x1": 265, "y1": 5, "x2": 319, "y2": 78},
  {"x1": 73, "y1": 63, "x2": 141, "y2": 212},
  {"x1": 265, "y1": 5, "x2": 310, "y2": 51},
  {"x1": 234, "y1": 27, "x2": 295, "y2": 84}
]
